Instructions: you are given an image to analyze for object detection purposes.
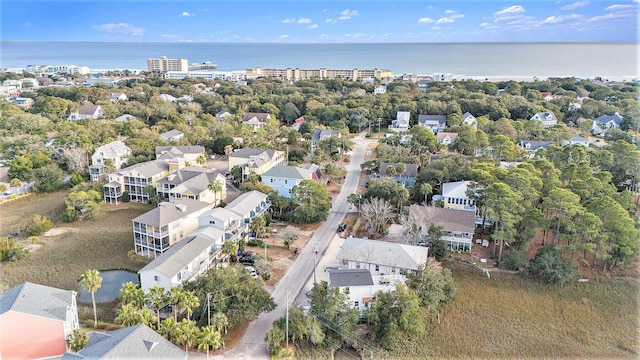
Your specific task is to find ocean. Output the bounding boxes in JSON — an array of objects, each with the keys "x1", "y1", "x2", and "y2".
[{"x1": 0, "y1": 42, "x2": 638, "y2": 80}]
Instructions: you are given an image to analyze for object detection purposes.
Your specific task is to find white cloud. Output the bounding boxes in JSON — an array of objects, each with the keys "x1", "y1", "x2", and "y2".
[
  {"x1": 307, "y1": 24, "x2": 318, "y2": 29},
  {"x1": 23, "y1": 22, "x2": 33, "y2": 27},
  {"x1": 341, "y1": 9, "x2": 359, "y2": 17},
  {"x1": 283, "y1": 18, "x2": 295, "y2": 24},
  {"x1": 283, "y1": 17, "x2": 311, "y2": 24},
  {"x1": 605, "y1": 4, "x2": 635, "y2": 10},
  {"x1": 588, "y1": 12, "x2": 627, "y2": 21},
  {"x1": 561, "y1": 1, "x2": 589, "y2": 10},
  {"x1": 180, "y1": 11, "x2": 194, "y2": 17},
  {"x1": 494, "y1": 5, "x2": 525, "y2": 15},
  {"x1": 93, "y1": 23, "x2": 144, "y2": 36},
  {"x1": 162, "y1": 34, "x2": 179, "y2": 38},
  {"x1": 326, "y1": 18, "x2": 337, "y2": 24},
  {"x1": 418, "y1": 17, "x2": 434, "y2": 23},
  {"x1": 445, "y1": 9, "x2": 456, "y2": 14},
  {"x1": 436, "y1": 17, "x2": 456, "y2": 24},
  {"x1": 297, "y1": 18, "x2": 311, "y2": 24},
  {"x1": 542, "y1": 14, "x2": 582, "y2": 24},
  {"x1": 279, "y1": 34, "x2": 290, "y2": 39},
  {"x1": 449, "y1": 13, "x2": 465, "y2": 19}
]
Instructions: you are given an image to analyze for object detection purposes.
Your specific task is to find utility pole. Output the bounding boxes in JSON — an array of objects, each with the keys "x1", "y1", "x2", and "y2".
[
  {"x1": 313, "y1": 239, "x2": 317, "y2": 284},
  {"x1": 285, "y1": 290, "x2": 289, "y2": 348},
  {"x1": 207, "y1": 293, "x2": 211, "y2": 327}
]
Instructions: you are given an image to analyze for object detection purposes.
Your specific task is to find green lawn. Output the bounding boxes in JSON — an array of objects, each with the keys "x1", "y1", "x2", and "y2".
[
  {"x1": 0, "y1": 193, "x2": 152, "y2": 292},
  {"x1": 398, "y1": 262, "x2": 639, "y2": 359}
]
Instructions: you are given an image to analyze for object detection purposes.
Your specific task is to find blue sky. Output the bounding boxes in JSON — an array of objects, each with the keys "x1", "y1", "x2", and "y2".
[{"x1": 1, "y1": 0, "x2": 637, "y2": 42}]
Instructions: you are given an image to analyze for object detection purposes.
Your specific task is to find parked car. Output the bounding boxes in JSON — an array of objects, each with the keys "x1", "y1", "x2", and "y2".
[
  {"x1": 2, "y1": 190, "x2": 12, "y2": 196},
  {"x1": 245, "y1": 266, "x2": 258, "y2": 278},
  {"x1": 239, "y1": 254, "x2": 255, "y2": 264},
  {"x1": 337, "y1": 223, "x2": 346, "y2": 232}
]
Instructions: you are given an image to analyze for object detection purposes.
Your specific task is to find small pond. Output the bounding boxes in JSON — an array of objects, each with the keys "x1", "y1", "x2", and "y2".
[{"x1": 77, "y1": 270, "x2": 138, "y2": 303}]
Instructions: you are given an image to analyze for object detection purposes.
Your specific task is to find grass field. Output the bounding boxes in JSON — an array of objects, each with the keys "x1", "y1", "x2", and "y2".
[
  {"x1": 0, "y1": 192, "x2": 151, "y2": 292},
  {"x1": 394, "y1": 261, "x2": 639, "y2": 359}
]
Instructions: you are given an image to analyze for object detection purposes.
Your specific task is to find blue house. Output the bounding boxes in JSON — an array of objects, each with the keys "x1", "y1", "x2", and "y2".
[
  {"x1": 261, "y1": 165, "x2": 317, "y2": 199},
  {"x1": 376, "y1": 162, "x2": 418, "y2": 188}
]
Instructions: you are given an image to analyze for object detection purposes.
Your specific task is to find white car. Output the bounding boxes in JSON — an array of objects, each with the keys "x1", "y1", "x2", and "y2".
[
  {"x1": 482, "y1": 240, "x2": 489, "y2": 247},
  {"x1": 245, "y1": 266, "x2": 258, "y2": 278},
  {"x1": 2, "y1": 190, "x2": 12, "y2": 196}
]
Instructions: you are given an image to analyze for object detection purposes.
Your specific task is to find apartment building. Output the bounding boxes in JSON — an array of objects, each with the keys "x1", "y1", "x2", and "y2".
[
  {"x1": 147, "y1": 56, "x2": 189, "y2": 72},
  {"x1": 89, "y1": 140, "x2": 132, "y2": 182},
  {"x1": 132, "y1": 198, "x2": 212, "y2": 258},
  {"x1": 104, "y1": 160, "x2": 178, "y2": 204},
  {"x1": 246, "y1": 67, "x2": 392, "y2": 81},
  {"x1": 156, "y1": 168, "x2": 226, "y2": 205}
]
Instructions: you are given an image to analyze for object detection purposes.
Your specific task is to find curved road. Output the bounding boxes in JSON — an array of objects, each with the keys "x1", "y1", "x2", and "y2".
[{"x1": 224, "y1": 134, "x2": 372, "y2": 359}]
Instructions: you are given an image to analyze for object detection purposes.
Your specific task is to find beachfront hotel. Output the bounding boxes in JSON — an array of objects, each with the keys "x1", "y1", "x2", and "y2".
[
  {"x1": 146, "y1": 56, "x2": 189, "y2": 72},
  {"x1": 246, "y1": 67, "x2": 393, "y2": 81}
]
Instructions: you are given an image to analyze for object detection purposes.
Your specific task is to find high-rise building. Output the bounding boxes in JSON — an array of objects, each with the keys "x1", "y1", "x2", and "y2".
[{"x1": 146, "y1": 56, "x2": 188, "y2": 72}]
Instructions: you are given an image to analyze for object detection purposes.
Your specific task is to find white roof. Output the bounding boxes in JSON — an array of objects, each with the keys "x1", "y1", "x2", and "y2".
[
  {"x1": 337, "y1": 237, "x2": 429, "y2": 271},
  {"x1": 139, "y1": 235, "x2": 214, "y2": 278},
  {"x1": 442, "y1": 180, "x2": 470, "y2": 199},
  {"x1": 225, "y1": 190, "x2": 268, "y2": 217}
]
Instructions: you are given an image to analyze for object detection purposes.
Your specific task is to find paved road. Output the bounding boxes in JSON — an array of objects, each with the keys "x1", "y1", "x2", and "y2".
[{"x1": 224, "y1": 134, "x2": 373, "y2": 359}]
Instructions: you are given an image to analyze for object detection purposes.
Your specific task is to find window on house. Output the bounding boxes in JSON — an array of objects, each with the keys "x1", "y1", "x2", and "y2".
[
  {"x1": 154, "y1": 275, "x2": 160, "y2": 281},
  {"x1": 177, "y1": 272, "x2": 182, "y2": 281},
  {"x1": 375, "y1": 265, "x2": 379, "y2": 271},
  {"x1": 284, "y1": 180, "x2": 288, "y2": 184},
  {"x1": 355, "y1": 262, "x2": 361, "y2": 269},
  {"x1": 354, "y1": 301, "x2": 359, "y2": 308},
  {"x1": 391, "y1": 268, "x2": 396, "y2": 274},
  {"x1": 270, "y1": 179, "x2": 274, "y2": 183}
]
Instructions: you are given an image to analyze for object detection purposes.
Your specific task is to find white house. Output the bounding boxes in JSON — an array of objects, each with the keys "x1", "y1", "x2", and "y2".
[
  {"x1": 228, "y1": 148, "x2": 286, "y2": 181},
  {"x1": 462, "y1": 112, "x2": 477, "y2": 129},
  {"x1": 561, "y1": 135, "x2": 590, "y2": 147},
  {"x1": 436, "y1": 132, "x2": 458, "y2": 145},
  {"x1": 261, "y1": 165, "x2": 317, "y2": 199},
  {"x1": 327, "y1": 269, "x2": 374, "y2": 318},
  {"x1": 373, "y1": 85, "x2": 387, "y2": 94},
  {"x1": 110, "y1": 92, "x2": 128, "y2": 101},
  {"x1": 519, "y1": 140, "x2": 554, "y2": 157},
  {"x1": 138, "y1": 233, "x2": 222, "y2": 292},
  {"x1": 388, "y1": 111, "x2": 410, "y2": 132},
  {"x1": 337, "y1": 237, "x2": 429, "y2": 277},
  {"x1": 89, "y1": 140, "x2": 132, "y2": 181},
  {"x1": 160, "y1": 130, "x2": 185, "y2": 142},
  {"x1": 68, "y1": 104, "x2": 103, "y2": 120},
  {"x1": 417, "y1": 114, "x2": 447, "y2": 133},
  {"x1": 592, "y1": 113, "x2": 622, "y2": 135},
  {"x1": 155, "y1": 146, "x2": 206, "y2": 166},
  {"x1": 156, "y1": 169, "x2": 226, "y2": 205},
  {"x1": 530, "y1": 112, "x2": 558, "y2": 127},
  {"x1": 409, "y1": 205, "x2": 476, "y2": 252},
  {"x1": 242, "y1": 112, "x2": 271, "y2": 132}
]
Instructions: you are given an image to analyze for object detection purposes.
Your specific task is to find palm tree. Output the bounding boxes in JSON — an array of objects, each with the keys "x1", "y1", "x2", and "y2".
[
  {"x1": 198, "y1": 326, "x2": 222, "y2": 360},
  {"x1": 146, "y1": 285, "x2": 167, "y2": 330},
  {"x1": 224, "y1": 144, "x2": 234, "y2": 156},
  {"x1": 80, "y1": 269, "x2": 102, "y2": 328},
  {"x1": 181, "y1": 291, "x2": 200, "y2": 321},
  {"x1": 159, "y1": 317, "x2": 181, "y2": 343},
  {"x1": 118, "y1": 281, "x2": 144, "y2": 308},
  {"x1": 139, "y1": 308, "x2": 157, "y2": 330},
  {"x1": 211, "y1": 312, "x2": 229, "y2": 336},
  {"x1": 178, "y1": 319, "x2": 200, "y2": 354},
  {"x1": 115, "y1": 303, "x2": 142, "y2": 326},
  {"x1": 385, "y1": 165, "x2": 396, "y2": 178},
  {"x1": 396, "y1": 163, "x2": 407, "y2": 177},
  {"x1": 420, "y1": 183, "x2": 433, "y2": 205},
  {"x1": 168, "y1": 286, "x2": 185, "y2": 321},
  {"x1": 208, "y1": 178, "x2": 224, "y2": 206}
]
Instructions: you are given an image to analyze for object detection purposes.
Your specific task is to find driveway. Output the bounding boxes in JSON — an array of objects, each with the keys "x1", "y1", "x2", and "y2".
[{"x1": 223, "y1": 133, "x2": 373, "y2": 359}]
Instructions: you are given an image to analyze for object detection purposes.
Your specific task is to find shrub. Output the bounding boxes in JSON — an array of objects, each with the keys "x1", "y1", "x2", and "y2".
[
  {"x1": 503, "y1": 251, "x2": 530, "y2": 271},
  {"x1": 122, "y1": 191, "x2": 130, "y2": 202},
  {"x1": 29, "y1": 214, "x2": 53, "y2": 236},
  {"x1": 247, "y1": 238, "x2": 264, "y2": 247},
  {"x1": 529, "y1": 245, "x2": 577, "y2": 285}
]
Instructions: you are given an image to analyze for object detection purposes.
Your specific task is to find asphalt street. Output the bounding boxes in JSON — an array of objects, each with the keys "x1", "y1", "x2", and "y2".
[{"x1": 223, "y1": 133, "x2": 373, "y2": 359}]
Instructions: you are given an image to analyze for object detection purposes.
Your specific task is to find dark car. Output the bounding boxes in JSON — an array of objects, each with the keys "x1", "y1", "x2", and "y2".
[
  {"x1": 337, "y1": 223, "x2": 346, "y2": 232},
  {"x1": 239, "y1": 254, "x2": 255, "y2": 264}
]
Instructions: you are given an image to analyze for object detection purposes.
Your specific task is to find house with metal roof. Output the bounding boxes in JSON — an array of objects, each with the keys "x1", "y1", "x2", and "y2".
[
  {"x1": 337, "y1": 237, "x2": 429, "y2": 276},
  {"x1": 592, "y1": 113, "x2": 623, "y2": 135},
  {"x1": 261, "y1": 165, "x2": 317, "y2": 198},
  {"x1": 155, "y1": 146, "x2": 206, "y2": 166},
  {"x1": 160, "y1": 129, "x2": 185, "y2": 142},
  {"x1": 417, "y1": 114, "x2": 447, "y2": 133},
  {"x1": 409, "y1": 205, "x2": 476, "y2": 252},
  {"x1": 89, "y1": 140, "x2": 132, "y2": 181},
  {"x1": 62, "y1": 324, "x2": 185, "y2": 359},
  {"x1": 138, "y1": 233, "x2": 221, "y2": 292},
  {"x1": 1, "y1": 282, "x2": 79, "y2": 360},
  {"x1": 228, "y1": 148, "x2": 286, "y2": 181},
  {"x1": 156, "y1": 168, "x2": 226, "y2": 205},
  {"x1": 310, "y1": 129, "x2": 340, "y2": 154},
  {"x1": 132, "y1": 198, "x2": 212, "y2": 258}
]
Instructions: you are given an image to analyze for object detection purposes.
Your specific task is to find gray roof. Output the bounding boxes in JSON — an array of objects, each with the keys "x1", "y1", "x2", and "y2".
[
  {"x1": 328, "y1": 269, "x2": 374, "y2": 287},
  {"x1": 160, "y1": 129, "x2": 184, "y2": 140},
  {"x1": 114, "y1": 114, "x2": 137, "y2": 122},
  {"x1": 229, "y1": 147, "x2": 275, "y2": 159},
  {"x1": 155, "y1": 146, "x2": 205, "y2": 156},
  {"x1": 156, "y1": 169, "x2": 206, "y2": 187},
  {"x1": 262, "y1": 165, "x2": 314, "y2": 180},
  {"x1": 242, "y1": 112, "x2": 270, "y2": 122},
  {"x1": 77, "y1": 104, "x2": 101, "y2": 116},
  {"x1": 337, "y1": 237, "x2": 429, "y2": 271},
  {"x1": 132, "y1": 198, "x2": 211, "y2": 227},
  {"x1": 311, "y1": 129, "x2": 340, "y2": 143},
  {"x1": 519, "y1": 140, "x2": 554, "y2": 151},
  {"x1": 171, "y1": 172, "x2": 223, "y2": 196},
  {"x1": 63, "y1": 324, "x2": 185, "y2": 359},
  {"x1": 418, "y1": 114, "x2": 447, "y2": 125},
  {"x1": 0, "y1": 282, "x2": 75, "y2": 321},
  {"x1": 117, "y1": 160, "x2": 170, "y2": 178},
  {"x1": 594, "y1": 113, "x2": 623, "y2": 125},
  {"x1": 93, "y1": 141, "x2": 131, "y2": 159},
  {"x1": 139, "y1": 235, "x2": 215, "y2": 277},
  {"x1": 226, "y1": 190, "x2": 268, "y2": 217},
  {"x1": 378, "y1": 162, "x2": 418, "y2": 178},
  {"x1": 409, "y1": 205, "x2": 475, "y2": 233}
]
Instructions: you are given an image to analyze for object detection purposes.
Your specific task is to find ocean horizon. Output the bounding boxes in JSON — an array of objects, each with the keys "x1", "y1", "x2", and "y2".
[{"x1": 1, "y1": 41, "x2": 638, "y2": 80}]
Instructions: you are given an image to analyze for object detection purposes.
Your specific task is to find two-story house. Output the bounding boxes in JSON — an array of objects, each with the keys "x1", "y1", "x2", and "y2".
[
  {"x1": 260, "y1": 165, "x2": 317, "y2": 199},
  {"x1": 155, "y1": 146, "x2": 206, "y2": 166},
  {"x1": 409, "y1": 205, "x2": 476, "y2": 252},
  {"x1": 160, "y1": 129, "x2": 184, "y2": 142},
  {"x1": 228, "y1": 148, "x2": 286, "y2": 181},
  {"x1": 530, "y1": 112, "x2": 558, "y2": 127},
  {"x1": 462, "y1": 112, "x2": 477, "y2": 128},
  {"x1": 376, "y1": 162, "x2": 418, "y2": 188},
  {"x1": 327, "y1": 269, "x2": 375, "y2": 319},
  {"x1": 417, "y1": 114, "x2": 447, "y2": 133},
  {"x1": 1, "y1": 282, "x2": 79, "y2": 360},
  {"x1": 14, "y1": 97, "x2": 34, "y2": 109},
  {"x1": 310, "y1": 129, "x2": 341, "y2": 154},
  {"x1": 337, "y1": 236, "x2": 429, "y2": 279},
  {"x1": 138, "y1": 232, "x2": 223, "y2": 292},
  {"x1": 89, "y1": 140, "x2": 132, "y2": 182},
  {"x1": 592, "y1": 113, "x2": 623, "y2": 135},
  {"x1": 156, "y1": 168, "x2": 226, "y2": 205},
  {"x1": 68, "y1": 104, "x2": 103, "y2": 121},
  {"x1": 519, "y1": 140, "x2": 554, "y2": 157},
  {"x1": 561, "y1": 135, "x2": 590, "y2": 147},
  {"x1": 132, "y1": 198, "x2": 212, "y2": 258},
  {"x1": 104, "y1": 160, "x2": 177, "y2": 204},
  {"x1": 436, "y1": 132, "x2": 458, "y2": 145},
  {"x1": 242, "y1": 112, "x2": 271, "y2": 132},
  {"x1": 388, "y1": 111, "x2": 410, "y2": 132}
]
